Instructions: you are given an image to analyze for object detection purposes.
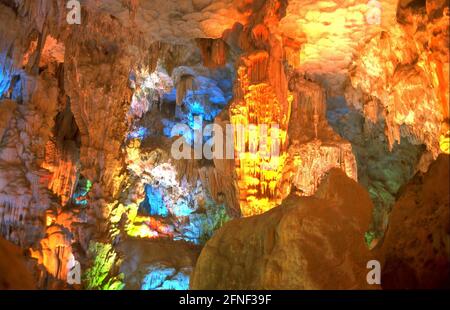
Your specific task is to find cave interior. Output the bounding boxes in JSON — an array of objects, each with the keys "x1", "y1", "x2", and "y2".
[{"x1": 0, "y1": 0, "x2": 449, "y2": 290}]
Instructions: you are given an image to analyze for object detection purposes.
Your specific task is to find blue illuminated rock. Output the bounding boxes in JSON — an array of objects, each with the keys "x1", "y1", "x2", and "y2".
[{"x1": 141, "y1": 264, "x2": 191, "y2": 290}]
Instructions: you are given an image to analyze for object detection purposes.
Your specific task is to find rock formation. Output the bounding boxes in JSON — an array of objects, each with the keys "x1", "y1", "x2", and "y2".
[
  {"x1": 0, "y1": 0, "x2": 448, "y2": 291},
  {"x1": 0, "y1": 237, "x2": 36, "y2": 289},
  {"x1": 380, "y1": 154, "x2": 450, "y2": 289},
  {"x1": 191, "y1": 169, "x2": 376, "y2": 289},
  {"x1": 347, "y1": 0, "x2": 449, "y2": 156},
  {"x1": 281, "y1": 76, "x2": 358, "y2": 198}
]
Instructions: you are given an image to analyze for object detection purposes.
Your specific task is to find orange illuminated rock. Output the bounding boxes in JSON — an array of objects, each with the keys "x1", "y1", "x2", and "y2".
[
  {"x1": 276, "y1": 0, "x2": 398, "y2": 96},
  {"x1": 191, "y1": 168, "x2": 375, "y2": 290},
  {"x1": 196, "y1": 38, "x2": 228, "y2": 68},
  {"x1": 348, "y1": 2, "x2": 449, "y2": 157},
  {"x1": 0, "y1": 237, "x2": 36, "y2": 289},
  {"x1": 42, "y1": 139, "x2": 79, "y2": 206},
  {"x1": 30, "y1": 224, "x2": 73, "y2": 282}
]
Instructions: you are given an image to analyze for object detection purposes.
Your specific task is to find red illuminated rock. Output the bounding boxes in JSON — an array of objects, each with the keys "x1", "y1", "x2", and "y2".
[
  {"x1": 380, "y1": 154, "x2": 450, "y2": 289},
  {"x1": 0, "y1": 237, "x2": 36, "y2": 289}
]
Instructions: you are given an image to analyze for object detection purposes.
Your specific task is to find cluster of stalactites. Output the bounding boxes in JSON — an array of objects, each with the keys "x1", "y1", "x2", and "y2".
[
  {"x1": 196, "y1": 38, "x2": 228, "y2": 68},
  {"x1": 347, "y1": 3, "x2": 449, "y2": 157},
  {"x1": 223, "y1": 0, "x2": 293, "y2": 217},
  {"x1": 42, "y1": 139, "x2": 79, "y2": 207},
  {"x1": 230, "y1": 50, "x2": 290, "y2": 217},
  {"x1": 278, "y1": 76, "x2": 358, "y2": 200},
  {"x1": 289, "y1": 76, "x2": 327, "y2": 138}
]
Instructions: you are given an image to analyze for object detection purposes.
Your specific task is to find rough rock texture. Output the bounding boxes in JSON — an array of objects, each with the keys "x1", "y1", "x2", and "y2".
[
  {"x1": 281, "y1": 77, "x2": 358, "y2": 198},
  {"x1": 327, "y1": 98, "x2": 425, "y2": 236},
  {"x1": 277, "y1": 0, "x2": 449, "y2": 158},
  {"x1": 0, "y1": 65, "x2": 60, "y2": 247},
  {"x1": 277, "y1": 0, "x2": 398, "y2": 95},
  {"x1": 0, "y1": 237, "x2": 35, "y2": 289},
  {"x1": 0, "y1": 1, "x2": 75, "y2": 253},
  {"x1": 380, "y1": 154, "x2": 450, "y2": 289},
  {"x1": 347, "y1": 0, "x2": 449, "y2": 156},
  {"x1": 191, "y1": 168, "x2": 376, "y2": 289},
  {"x1": 84, "y1": 0, "x2": 251, "y2": 43},
  {"x1": 117, "y1": 237, "x2": 201, "y2": 290},
  {"x1": 121, "y1": 137, "x2": 231, "y2": 244}
]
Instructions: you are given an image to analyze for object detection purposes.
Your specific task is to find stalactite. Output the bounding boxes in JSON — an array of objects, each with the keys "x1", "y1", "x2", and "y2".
[
  {"x1": 196, "y1": 38, "x2": 228, "y2": 68},
  {"x1": 228, "y1": 1, "x2": 291, "y2": 216},
  {"x1": 30, "y1": 224, "x2": 73, "y2": 283},
  {"x1": 176, "y1": 74, "x2": 197, "y2": 106},
  {"x1": 243, "y1": 51, "x2": 269, "y2": 85},
  {"x1": 41, "y1": 102, "x2": 81, "y2": 206},
  {"x1": 279, "y1": 76, "x2": 358, "y2": 197}
]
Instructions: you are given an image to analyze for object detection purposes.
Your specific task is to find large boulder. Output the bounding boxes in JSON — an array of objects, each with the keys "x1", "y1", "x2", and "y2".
[
  {"x1": 380, "y1": 154, "x2": 450, "y2": 289},
  {"x1": 191, "y1": 168, "x2": 376, "y2": 289}
]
